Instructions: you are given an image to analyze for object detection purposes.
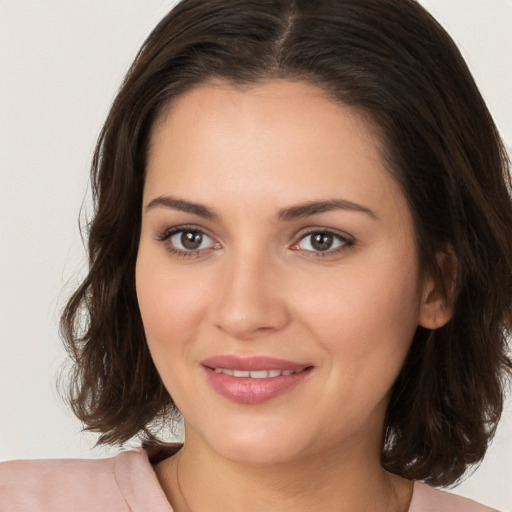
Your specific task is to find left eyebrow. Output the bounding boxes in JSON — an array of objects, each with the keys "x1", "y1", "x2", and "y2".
[{"x1": 277, "y1": 199, "x2": 379, "y2": 221}]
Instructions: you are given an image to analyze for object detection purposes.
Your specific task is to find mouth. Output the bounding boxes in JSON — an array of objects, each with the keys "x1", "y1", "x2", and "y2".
[
  {"x1": 201, "y1": 354, "x2": 310, "y2": 371},
  {"x1": 212, "y1": 368, "x2": 306, "y2": 378},
  {"x1": 201, "y1": 355, "x2": 313, "y2": 404}
]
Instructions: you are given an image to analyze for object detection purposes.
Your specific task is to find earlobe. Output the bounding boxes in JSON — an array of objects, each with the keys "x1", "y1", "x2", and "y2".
[
  {"x1": 418, "y1": 248, "x2": 457, "y2": 330},
  {"x1": 418, "y1": 282, "x2": 453, "y2": 330}
]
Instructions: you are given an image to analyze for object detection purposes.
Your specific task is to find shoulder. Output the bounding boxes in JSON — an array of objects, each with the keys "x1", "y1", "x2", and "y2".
[
  {"x1": 0, "y1": 449, "x2": 171, "y2": 512},
  {"x1": 0, "y1": 453, "x2": 124, "y2": 512},
  {"x1": 409, "y1": 481, "x2": 498, "y2": 512}
]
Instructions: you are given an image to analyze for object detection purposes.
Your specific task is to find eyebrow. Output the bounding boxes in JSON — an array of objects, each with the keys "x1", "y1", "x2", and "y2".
[
  {"x1": 277, "y1": 199, "x2": 378, "y2": 221},
  {"x1": 146, "y1": 195, "x2": 219, "y2": 220},
  {"x1": 145, "y1": 195, "x2": 378, "y2": 222}
]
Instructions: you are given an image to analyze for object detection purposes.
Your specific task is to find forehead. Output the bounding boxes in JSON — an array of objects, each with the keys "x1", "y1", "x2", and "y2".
[
  {"x1": 151, "y1": 79, "x2": 383, "y2": 154},
  {"x1": 150, "y1": 79, "x2": 381, "y2": 158},
  {"x1": 145, "y1": 79, "x2": 409, "y2": 226}
]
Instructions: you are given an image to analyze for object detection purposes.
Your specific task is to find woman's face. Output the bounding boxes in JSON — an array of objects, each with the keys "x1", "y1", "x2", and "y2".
[{"x1": 136, "y1": 80, "x2": 437, "y2": 465}]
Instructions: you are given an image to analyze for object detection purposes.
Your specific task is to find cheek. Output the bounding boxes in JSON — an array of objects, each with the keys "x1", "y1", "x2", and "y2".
[
  {"x1": 135, "y1": 261, "x2": 212, "y2": 415},
  {"x1": 135, "y1": 252, "x2": 210, "y2": 362},
  {"x1": 311, "y1": 283, "x2": 418, "y2": 435},
  {"x1": 297, "y1": 253, "x2": 421, "y2": 386}
]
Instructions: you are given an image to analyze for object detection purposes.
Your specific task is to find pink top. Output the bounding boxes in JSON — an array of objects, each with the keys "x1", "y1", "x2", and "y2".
[{"x1": 0, "y1": 448, "x2": 498, "y2": 511}]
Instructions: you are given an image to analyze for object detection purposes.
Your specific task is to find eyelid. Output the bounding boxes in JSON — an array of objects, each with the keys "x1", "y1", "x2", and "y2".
[
  {"x1": 155, "y1": 224, "x2": 221, "y2": 257},
  {"x1": 156, "y1": 224, "x2": 207, "y2": 241},
  {"x1": 155, "y1": 224, "x2": 354, "y2": 258},
  {"x1": 291, "y1": 227, "x2": 355, "y2": 255}
]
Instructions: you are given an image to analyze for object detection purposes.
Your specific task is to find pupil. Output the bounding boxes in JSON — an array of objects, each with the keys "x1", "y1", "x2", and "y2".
[
  {"x1": 311, "y1": 233, "x2": 333, "y2": 251},
  {"x1": 181, "y1": 231, "x2": 202, "y2": 250}
]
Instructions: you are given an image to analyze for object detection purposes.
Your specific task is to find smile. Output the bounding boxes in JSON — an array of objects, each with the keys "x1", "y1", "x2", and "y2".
[
  {"x1": 213, "y1": 368, "x2": 305, "y2": 378},
  {"x1": 201, "y1": 356, "x2": 313, "y2": 404}
]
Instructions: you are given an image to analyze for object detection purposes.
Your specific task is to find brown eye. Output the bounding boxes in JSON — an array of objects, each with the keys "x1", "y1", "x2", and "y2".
[
  {"x1": 166, "y1": 229, "x2": 216, "y2": 253},
  {"x1": 181, "y1": 231, "x2": 204, "y2": 250},
  {"x1": 296, "y1": 230, "x2": 349, "y2": 254},
  {"x1": 310, "y1": 233, "x2": 334, "y2": 251}
]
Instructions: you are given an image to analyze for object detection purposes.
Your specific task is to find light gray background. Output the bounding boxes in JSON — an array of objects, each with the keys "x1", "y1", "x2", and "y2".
[{"x1": 0, "y1": 1, "x2": 511, "y2": 509}]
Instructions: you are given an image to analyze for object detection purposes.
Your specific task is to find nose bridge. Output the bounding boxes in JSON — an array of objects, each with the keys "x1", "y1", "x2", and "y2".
[{"x1": 212, "y1": 243, "x2": 288, "y2": 338}]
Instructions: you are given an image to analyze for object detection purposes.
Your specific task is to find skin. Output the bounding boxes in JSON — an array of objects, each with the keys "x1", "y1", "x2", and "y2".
[{"x1": 136, "y1": 80, "x2": 451, "y2": 512}]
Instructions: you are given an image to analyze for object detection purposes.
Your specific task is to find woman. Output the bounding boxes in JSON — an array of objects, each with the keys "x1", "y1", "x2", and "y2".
[{"x1": 1, "y1": 0, "x2": 511, "y2": 510}]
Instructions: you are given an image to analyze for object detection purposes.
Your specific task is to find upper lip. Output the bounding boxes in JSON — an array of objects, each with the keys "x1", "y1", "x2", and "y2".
[{"x1": 201, "y1": 355, "x2": 311, "y2": 371}]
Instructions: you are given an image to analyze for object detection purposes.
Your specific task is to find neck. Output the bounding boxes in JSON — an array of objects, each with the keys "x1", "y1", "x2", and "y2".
[{"x1": 154, "y1": 431, "x2": 412, "y2": 512}]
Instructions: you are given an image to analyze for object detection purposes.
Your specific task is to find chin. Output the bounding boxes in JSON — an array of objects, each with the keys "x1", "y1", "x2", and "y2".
[
  {"x1": 189, "y1": 417, "x2": 314, "y2": 466},
  {"x1": 215, "y1": 438, "x2": 302, "y2": 466}
]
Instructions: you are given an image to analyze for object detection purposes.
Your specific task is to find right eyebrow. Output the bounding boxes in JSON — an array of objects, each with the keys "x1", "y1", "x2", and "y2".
[{"x1": 145, "y1": 195, "x2": 219, "y2": 220}]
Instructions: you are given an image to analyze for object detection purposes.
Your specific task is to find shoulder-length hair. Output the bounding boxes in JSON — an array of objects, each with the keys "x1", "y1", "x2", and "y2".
[{"x1": 61, "y1": 0, "x2": 512, "y2": 486}]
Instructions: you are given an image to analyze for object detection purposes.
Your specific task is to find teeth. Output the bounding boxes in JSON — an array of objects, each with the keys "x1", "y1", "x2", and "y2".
[
  {"x1": 214, "y1": 368, "x2": 303, "y2": 378},
  {"x1": 215, "y1": 368, "x2": 235, "y2": 376},
  {"x1": 249, "y1": 370, "x2": 269, "y2": 379}
]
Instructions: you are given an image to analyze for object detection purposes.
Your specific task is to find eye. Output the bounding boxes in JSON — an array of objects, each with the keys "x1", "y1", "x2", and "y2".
[
  {"x1": 171, "y1": 230, "x2": 214, "y2": 251},
  {"x1": 157, "y1": 226, "x2": 219, "y2": 256},
  {"x1": 294, "y1": 230, "x2": 352, "y2": 254}
]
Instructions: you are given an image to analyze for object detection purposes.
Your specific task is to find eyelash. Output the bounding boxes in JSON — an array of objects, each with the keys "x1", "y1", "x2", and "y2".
[
  {"x1": 155, "y1": 225, "x2": 354, "y2": 259},
  {"x1": 292, "y1": 228, "x2": 354, "y2": 257},
  {"x1": 156, "y1": 225, "x2": 218, "y2": 259}
]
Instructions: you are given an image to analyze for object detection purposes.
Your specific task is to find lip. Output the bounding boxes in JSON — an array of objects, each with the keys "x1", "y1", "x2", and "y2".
[
  {"x1": 201, "y1": 355, "x2": 309, "y2": 371},
  {"x1": 201, "y1": 355, "x2": 313, "y2": 404}
]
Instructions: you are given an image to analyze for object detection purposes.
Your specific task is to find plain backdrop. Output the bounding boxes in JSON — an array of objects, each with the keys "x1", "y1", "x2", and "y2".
[{"x1": 0, "y1": 1, "x2": 511, "y2": 510}]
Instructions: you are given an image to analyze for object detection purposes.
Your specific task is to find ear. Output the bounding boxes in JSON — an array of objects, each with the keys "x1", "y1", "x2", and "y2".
[{"x1": 418, "y1": 247, "x2": 457, "y2": 330}]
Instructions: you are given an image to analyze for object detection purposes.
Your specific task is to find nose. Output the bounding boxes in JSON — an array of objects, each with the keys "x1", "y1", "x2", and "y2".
[{"x1": 211, "y1": 250, "x2": 290, "y2": 340}]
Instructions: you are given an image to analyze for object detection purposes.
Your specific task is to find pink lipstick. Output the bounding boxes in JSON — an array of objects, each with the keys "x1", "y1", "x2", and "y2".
[{"x1": 201, "y1": 355, "x2": 313, "y2": 404}]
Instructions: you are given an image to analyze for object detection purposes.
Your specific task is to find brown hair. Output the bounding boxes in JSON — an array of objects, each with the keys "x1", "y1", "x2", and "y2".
[{"x1": 61, "y1": 0, "x2": 512, "y2": 486}]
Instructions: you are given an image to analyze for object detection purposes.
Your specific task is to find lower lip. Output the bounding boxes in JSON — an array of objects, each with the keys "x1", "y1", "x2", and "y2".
[{"x1": 203, "y1": 367, "x2": 312, "y2": 404}]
